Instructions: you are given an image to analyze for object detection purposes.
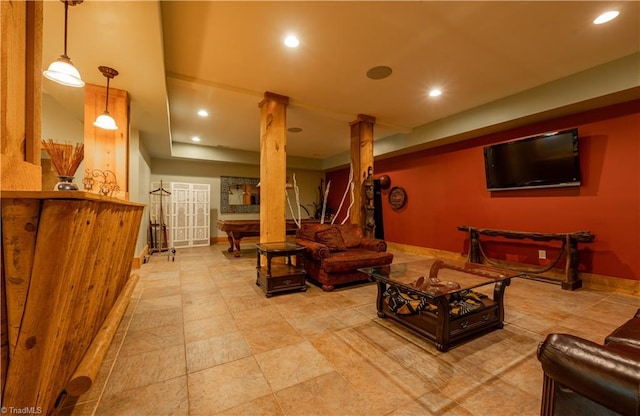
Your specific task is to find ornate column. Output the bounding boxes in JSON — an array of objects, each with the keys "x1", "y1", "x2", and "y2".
[
  {"x1": 259, "y1": 92, "x2": 289, "y2": 243},
  {"x1": 349, "y1": 114, "x2": 375, "y2": 230}
]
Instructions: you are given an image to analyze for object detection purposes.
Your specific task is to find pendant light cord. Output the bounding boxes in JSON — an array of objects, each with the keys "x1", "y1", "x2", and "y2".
[
  {"x1": 62, "y1": 0, "x2": 69, "y2": 58},
  {"x1": 104, "y1": 77, "x2": 111, "y2": 113}
]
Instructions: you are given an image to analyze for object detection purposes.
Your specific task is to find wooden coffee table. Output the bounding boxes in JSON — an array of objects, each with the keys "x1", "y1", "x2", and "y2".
[{"x1": 359, "y1": 259, "x2": 521, "y2": 351}]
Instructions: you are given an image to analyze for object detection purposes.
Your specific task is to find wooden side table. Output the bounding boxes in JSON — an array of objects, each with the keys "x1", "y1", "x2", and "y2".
[{"x1": 256, "y1": 242, "x2": 307, "y2": 297}]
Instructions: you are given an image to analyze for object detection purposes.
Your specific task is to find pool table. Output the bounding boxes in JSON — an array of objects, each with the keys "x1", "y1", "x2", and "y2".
[{"x1": 217, "y1": 219, "x2": 316, "y2": 256}]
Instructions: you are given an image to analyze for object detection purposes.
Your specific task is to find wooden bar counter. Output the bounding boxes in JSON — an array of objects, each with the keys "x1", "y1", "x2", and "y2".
[{"x1": 0, "y1": 191, "x2": 144, "y2": 414}]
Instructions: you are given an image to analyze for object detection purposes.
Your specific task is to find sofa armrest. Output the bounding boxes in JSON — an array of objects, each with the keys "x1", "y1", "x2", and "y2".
[
  {"x1": 605, "y1": 308, "x2": 640, "y2": 348},
  {"x1": 360, "y1": 238, "x2": 387, "y2": 252},
  {"x1": 295, "y1": 239, "x2": 330, "y2": 261},
  {"x1": 537, "y1": 333, "x2": 640, "y2": 416}
]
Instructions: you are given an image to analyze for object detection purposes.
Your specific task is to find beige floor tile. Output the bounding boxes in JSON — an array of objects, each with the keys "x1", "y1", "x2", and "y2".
[
  {"x1": 309, "y1": 331, "x2": 371, "y2": 371},
  {"x1": 127, "y1": 306, "x2": 183, "y2": 332},
  {"x1": 136, "y1": 294, "x2": 183, "y2": 312},
  {"x1": 350, "y1": 320, "x2": 412, "y2": 352},
  {"x1": 184, "y1": 313, "x2": 239, "y2": 343},
  {"x1": 224, "y1": 293, "x2": 273, "y2": 314},
  {"x1": 86, "y1": 247, "x2": 638, "y2": 416},
  {"x1": 579, "y1": 299, "x2": 640, "y2": 325},
  {"x1": 275, "y1": 371, "x2": 378, "y2": 416},
  {"x1": 140, "y1": 283, "x2": 181, "y2": 300},
  {"x1": 188, "y1": 357, "x2": 272, "y2": 415},
  {"x1": 254, "y1": 341, "x2": 335, "y2": 391},
  {"x1": 103, "y1": 345, "x2": 186, "y2": 395},
  {"x1": 186, "y1": 331, "x2": 252, "y2": 373},
  {"x1": 95, "y1": 376, "x2": 189, "y2": 416},
  {"x1": 389, "y1": 389, "x2": 473, "y2": 416},
  {"x1": 240, "y1": 320, "x2": 306, "y2": 354},
  {"x1": 212, "y1": 394, "x2": 284, "y2": 416},
  {"x1": 287, "y1": 311, "x2": 347, "y2": 338},
  {"x1": 118, "y1": 323, "x2": 184, "y2": 357},
  {"x1": 233, "y1": 304, "x2": 286, "y2": 328},
  {"x1": 180, "y1": 280, "x2": 218, "y2": 294},
  {"x1": 181, "y1": 287, "x2": 222, "y2": 306},
  {"x1": 339, "y1": 357, "x2": 416, "y2": 414},
  {"x1": 183, "y1": 299, "x2": 230, "y2": 322},
  {"x1": 457, "y1": 376, "x2": 539, "y2": 416}
]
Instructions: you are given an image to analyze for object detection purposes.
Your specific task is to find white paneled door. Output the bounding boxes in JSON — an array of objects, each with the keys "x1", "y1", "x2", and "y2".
[{"x1": 151, "y1": 182, "x2": 210, "y2": 248}]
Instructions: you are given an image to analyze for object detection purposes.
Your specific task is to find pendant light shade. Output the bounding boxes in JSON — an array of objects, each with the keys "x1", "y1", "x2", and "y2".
[
  {"x1": 43, "y1": 0, "x2": 84, "y2": 88},
  {"x1": 93, "y1": 113, "x2": 118, "y2": 130},
  {"x1": 93, "y1": 66, "x2": 119, "y2": 131}
]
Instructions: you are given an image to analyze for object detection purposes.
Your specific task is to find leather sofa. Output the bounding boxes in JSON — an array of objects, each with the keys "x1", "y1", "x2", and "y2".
[
  {"x1": 295, "y1": 223, "x2": 393, "y2": 291},
  {"x1": 537, "y1": 308, "x2": 640, "y2": 416}
]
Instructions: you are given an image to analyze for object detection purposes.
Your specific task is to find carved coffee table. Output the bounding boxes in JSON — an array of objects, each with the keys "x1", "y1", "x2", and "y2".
[{"x1": 359, "y1": 259, "x2": 521, "y2": 351}]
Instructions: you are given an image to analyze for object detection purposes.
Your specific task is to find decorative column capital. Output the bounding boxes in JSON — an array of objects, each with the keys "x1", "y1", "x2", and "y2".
[
  {"x1": 259, "y1": 91, "x2": 289, "y2": 108},
  {"x1": 350, "y1": 114, "x2": 376, "y2": 125}
]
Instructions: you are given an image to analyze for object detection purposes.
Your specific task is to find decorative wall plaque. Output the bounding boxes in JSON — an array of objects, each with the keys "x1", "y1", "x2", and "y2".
[{"x1": 388, "y1": 186, "x2": 407, "y2": 210}]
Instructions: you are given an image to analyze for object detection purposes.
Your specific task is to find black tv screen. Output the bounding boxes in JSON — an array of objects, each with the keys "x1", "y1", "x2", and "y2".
[{"x1": 483, "y1": 128, "x2": 581, "y2": 191}]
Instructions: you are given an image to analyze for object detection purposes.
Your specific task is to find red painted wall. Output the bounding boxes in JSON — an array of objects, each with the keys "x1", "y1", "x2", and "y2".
[{"x1": 326, "y1": 100, "x2": 640, "y2": 280}]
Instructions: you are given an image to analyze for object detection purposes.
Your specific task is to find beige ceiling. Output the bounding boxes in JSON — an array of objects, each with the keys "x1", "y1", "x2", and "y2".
[{"x1": 42, "y1": 1, "x2": 640, "y2": 170}]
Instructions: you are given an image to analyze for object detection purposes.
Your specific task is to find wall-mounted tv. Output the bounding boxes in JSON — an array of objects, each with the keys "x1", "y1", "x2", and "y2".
[{"x1": 483, "y1": 128, "x2": 581, "y2": 191}]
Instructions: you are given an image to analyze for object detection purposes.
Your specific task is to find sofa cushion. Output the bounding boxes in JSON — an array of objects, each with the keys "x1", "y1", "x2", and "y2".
[
  {"x1": 316, "y1": 227, "x2": 347, "y2": 252},
  {"x1": 338, "y1": 224, "x2": 363, "y2": 248},
  {"x1": 322, "y1": 249, "x2": 393, "y2": 273},
  {"x1": 297, "y1": 223, "x2": 331, "y2": 241}
]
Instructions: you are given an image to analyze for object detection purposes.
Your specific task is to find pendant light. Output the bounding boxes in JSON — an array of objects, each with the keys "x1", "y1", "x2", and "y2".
[
  {"x1": 43, "y1": 0, "x2": 85, "y2": 88},
  {"x1": 93, "y1": 66, "x2": 119, "y2": 131}
]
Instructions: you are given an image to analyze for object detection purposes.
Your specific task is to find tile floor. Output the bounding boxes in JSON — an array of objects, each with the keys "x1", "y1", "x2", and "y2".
[{"x1": 59, "y1": 245, "x2": 640, "y2": 416}]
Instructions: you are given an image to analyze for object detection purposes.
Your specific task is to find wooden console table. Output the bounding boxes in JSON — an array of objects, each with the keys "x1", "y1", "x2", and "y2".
[{"x1": 457, "y1": 225, "x2": 595, "y2": 290}]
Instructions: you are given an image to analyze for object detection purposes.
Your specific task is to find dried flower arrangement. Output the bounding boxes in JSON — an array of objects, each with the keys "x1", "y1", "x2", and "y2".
[{"x1": 41, "y1": 139, "x2": 85, "y2": 177}]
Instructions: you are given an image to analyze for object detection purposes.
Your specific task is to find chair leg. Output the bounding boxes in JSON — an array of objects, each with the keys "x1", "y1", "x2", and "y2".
[{"x1": 540, "y1": 373, "x2": 556, "y2": 416}]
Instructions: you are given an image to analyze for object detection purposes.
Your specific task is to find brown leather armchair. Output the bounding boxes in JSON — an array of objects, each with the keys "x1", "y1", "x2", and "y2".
[{"x1": 537, "y1": 309, "x2": 640, "y2": 416}]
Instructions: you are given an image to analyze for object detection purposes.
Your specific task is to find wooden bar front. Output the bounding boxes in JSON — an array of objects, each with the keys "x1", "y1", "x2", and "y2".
[{"x1": 0, "y1": 191, "x2": 144, "y2": 414}]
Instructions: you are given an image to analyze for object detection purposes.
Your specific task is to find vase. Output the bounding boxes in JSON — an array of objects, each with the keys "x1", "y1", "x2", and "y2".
[{"x1": 54, "y1": 175, "x2": 79, "y2": 191}]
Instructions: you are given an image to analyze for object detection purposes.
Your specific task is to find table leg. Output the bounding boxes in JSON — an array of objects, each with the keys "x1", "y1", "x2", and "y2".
[
  {"x1": 435, "y1": 296, "x2": 451, "y2": 352},
  {"x1": 230, "y1": 232, "x2": 242, "y2": 257},
  {"x1": 226, "y1": 233, "x2": 234, "y2": 253}
]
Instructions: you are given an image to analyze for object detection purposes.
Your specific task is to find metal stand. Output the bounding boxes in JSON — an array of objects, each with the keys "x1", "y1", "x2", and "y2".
[{"x1": 146, "y1": 180, "x2": 175, "y2": 262}]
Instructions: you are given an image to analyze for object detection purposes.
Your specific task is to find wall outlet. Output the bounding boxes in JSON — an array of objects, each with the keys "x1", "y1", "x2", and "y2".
[{"x1": 538, "y1": 250, "x2": 547, "y2": 260}]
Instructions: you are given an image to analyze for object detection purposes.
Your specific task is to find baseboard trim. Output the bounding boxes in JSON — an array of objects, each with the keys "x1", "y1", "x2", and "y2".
[
  {"x1": 132, "y1": 244, "x2": 149, "y2": 270},
  {"x1": 387, "y1": 242, "x2": 640, "y2": 296}
]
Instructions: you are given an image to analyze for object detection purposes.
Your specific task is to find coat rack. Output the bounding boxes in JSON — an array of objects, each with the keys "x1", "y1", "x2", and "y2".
[{"x1": 147, "y1": 180, "x2": 175, "y2": 261}]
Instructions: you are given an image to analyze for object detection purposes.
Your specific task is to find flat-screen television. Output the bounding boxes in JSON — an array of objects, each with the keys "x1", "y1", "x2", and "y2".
[{"x1": 483, "y1": 128, "x2": 581, "y2": 191}]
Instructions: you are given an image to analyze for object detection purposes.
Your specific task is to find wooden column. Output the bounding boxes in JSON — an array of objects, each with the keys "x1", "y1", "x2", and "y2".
[
  {"x1": 0, "y1": 0, "x2": 43, "y2": 191},
  {"x1": 83, "y1": 84, "x2": 130, "y2": 200},
  {"x1": 259, "y1": 92, "x2": 289, "y2": 243},
  {"x1": 349, "y1": 114, "x2": 375, "y2": 227}
]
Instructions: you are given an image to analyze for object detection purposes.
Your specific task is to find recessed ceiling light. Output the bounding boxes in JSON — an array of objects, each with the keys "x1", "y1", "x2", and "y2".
[
  {"x1": 428, "y1": 88, "x2": 442, "y2": 97},
  {"x1": 284, "y1": 35, "x2": 300, "y2": 48},
  {"x1": 288, "y1": 127, "x2": 303, "y2": 133},
  {"x1": 192, "y1": 136, "x2": 200, "y2": 142},
  {"x1": 197, "y1": 109, "x2": 208, "y2": 117},
  {"x1": 593, "y1": 10, "x2": 619, "y2": 24},
  {"x1": 366, "y1": 66, "x2": 392, "y2": 80}
]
